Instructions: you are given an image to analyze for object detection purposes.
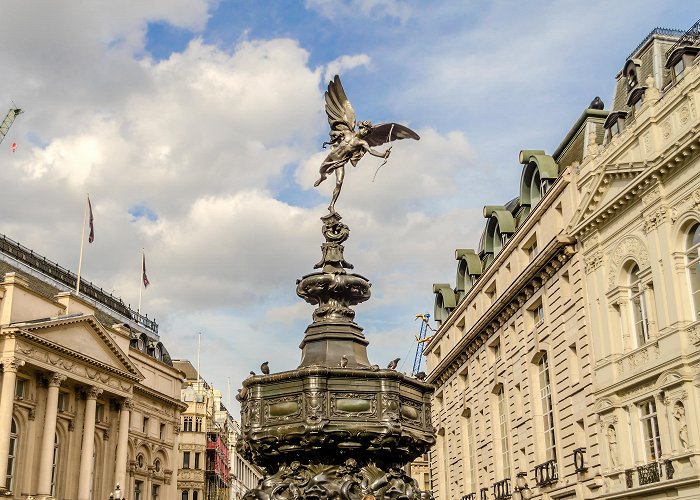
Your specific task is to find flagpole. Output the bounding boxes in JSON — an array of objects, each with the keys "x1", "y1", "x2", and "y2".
[
  {"x1": 76, "y1": 195, "x2": 89, "y2": 293},
  {"x1": 138, "y1": 248, "x2": 144, "y2": 314}
]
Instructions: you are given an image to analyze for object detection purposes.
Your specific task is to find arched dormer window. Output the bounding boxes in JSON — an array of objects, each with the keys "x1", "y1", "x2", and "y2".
[
  {"x1": 138, "y1": 334, "x2": 148, "y2": 352},
  {"x1": 623, "y1": 58, "x2": 642, "y2": 90},
  {"x1": 482, "y1": 206, "x2": 516, "y2": 267},
  {"x1": 433, "y1": 283, "x2": 457, "y2": 327},
  {"x1": 603, "y1": 111, "x2": 628, "y2": 143},
  {"x1": 455, "y1": 249, "x2": 482, "y2": 302},
  {"x1": 666, "y1": 45, "x2": 700, "y2": 84},
  {"x1": 685, "y1": 222, "x2": 700, "y2": 319},
  {"x1": 518, "y1": 150, "x2": 558, "y2": 209}
]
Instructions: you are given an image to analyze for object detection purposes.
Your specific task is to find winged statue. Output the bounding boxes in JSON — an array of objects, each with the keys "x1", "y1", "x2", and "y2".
[{"x1": 315, "y1": 75, "x2": 420, "y2": 213}]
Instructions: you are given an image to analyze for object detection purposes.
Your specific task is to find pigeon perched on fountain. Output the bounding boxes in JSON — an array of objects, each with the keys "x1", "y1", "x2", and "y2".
[
  {"x1": 261, "y1": 361, "x2": 270, "y2": 375},
  {"x1": 387, "y1": 358, "x2": 400, "y2": 370}
]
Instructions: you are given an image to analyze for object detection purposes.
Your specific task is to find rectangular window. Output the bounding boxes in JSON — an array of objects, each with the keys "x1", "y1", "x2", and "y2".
[
  {"x1": 195, "y1": 452, "x2": 200, "y2": 470},
  {"x1": 183, "y1": 451, "x2": 191, "y2": 469},
  {"x1": 674, "y1": 59, "x2": 685, "y2": 80},
  {"x1": 14, "y1": 379, "x2": 26, "y2": 399},
  {"x1": 160, "y1": 423, "x2": 166, "y2": 440},
  {"x1": 152, "y1": 484, "x2": 160, "y2": 500},
  {"x1": 58, "y1": 392, "x2": 68, "y2": 412},
  {"x1": 193, "y1": 491, "x2": 198, "y2": 500},
  {"x1": 142, "y1": 417, "x2": 149, "y2": 435},
  {"x1": 182, "y1": 491, "x2": 189, "y2": 500},
  {"x1": 528, "y1": 241, "x2": 539, "y2": 262},
  {"x1": 134, "y1": 481, "x2": 143, "y2": 500},
  {"x1": 467, "y1": 411, "x2": 477, "y2": 490},
  {"x1": 630, "y1": 275, "x2": 649, "y2": 346},
  {"x1": 533, "y1": 303, "x2": 545, "y2": 326},
  {"x1": 497, "y1": 388, "x2": 511, "y2": 478},
  {"x1": 95, "y1": 403, "x2": 105, "y2": 423},
  {"x1": 639, "y1": 400, "x2": 662, "y2": 461},
  {"x1": 195, "y1": 417, "x2": 203, "y2": 432},
  {"x1": 183, "y1": 416, "x2": 193, "y2": 432},
  {"x1": 538, "y1": 354, "x2": 557, "y2": 461}
]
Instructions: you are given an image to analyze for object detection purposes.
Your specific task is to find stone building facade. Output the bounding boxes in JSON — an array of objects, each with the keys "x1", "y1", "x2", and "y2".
[
  {"x1": 0, "y1": 235, "x2": 185, "y2": 500},
  {"x1": 425, "y1": 22, "x2": 700, "y2": 500}
]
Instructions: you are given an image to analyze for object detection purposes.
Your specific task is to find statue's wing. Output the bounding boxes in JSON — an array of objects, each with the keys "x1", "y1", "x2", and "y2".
[
  {"x1": 325, "y1": 75, "x2": 356, "y2": 132},
  {"x1": 364, "y1": 123, "x2": 420, "y2": 147}
]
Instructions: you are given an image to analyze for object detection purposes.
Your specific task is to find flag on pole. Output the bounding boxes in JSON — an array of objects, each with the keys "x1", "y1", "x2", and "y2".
[
  {"x1": 87, "y1": 196, "x2": 95, "y2": 243},
  {"x1": 11, "y1": 142, "x2": 16, "y2": 153},
  {"x1": 142, "y1": 252, "x2": 150, "y2": 288}
]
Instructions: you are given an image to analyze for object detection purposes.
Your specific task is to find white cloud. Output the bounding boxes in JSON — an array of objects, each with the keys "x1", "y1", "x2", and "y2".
[
  {"x1": 305, "y1": 0, "x2": 413, "y2": 23},
  {"x1": 323, "y1": 54, "x2": 372, "y2": 83}
]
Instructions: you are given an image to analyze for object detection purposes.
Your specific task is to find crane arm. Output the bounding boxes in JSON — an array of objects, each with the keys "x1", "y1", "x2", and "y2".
[{"x1": 0, "y1": 107, "x2": 23, "y2": 146}]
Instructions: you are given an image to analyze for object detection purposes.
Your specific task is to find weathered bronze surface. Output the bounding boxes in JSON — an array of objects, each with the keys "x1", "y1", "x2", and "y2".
[
  {"x1": 316, "y1": 75, "x2": 420, "y2": 214},
  {"x1": 239, "y1": 76, "x2": 434, "y2": 500}
]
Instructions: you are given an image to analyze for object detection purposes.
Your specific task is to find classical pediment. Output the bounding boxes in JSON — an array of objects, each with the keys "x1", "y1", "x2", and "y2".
[
  {"x1": 570, "y1": 164, "x2": 646, "y2": 236},
  {"x1": 11, "y1": 314, "x2": 143, "y2": 380}
]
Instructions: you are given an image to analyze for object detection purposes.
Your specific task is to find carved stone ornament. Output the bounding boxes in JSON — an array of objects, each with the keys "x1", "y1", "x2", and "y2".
[
  {"x1": 608, "y1": 236, "x2": 649, "y2": 286},
  {"x1": 49, "y1": 373, "x2": 67, "y2": 388},
  {"x1": 242, "y1": 459, "x2": 434, "y2": 500},
  {"x1": 87, "y1": 387, "x2": 104, "y2": 400},
  {"x1": 121, "y1": 398, "x2": 135, "y2": 411},
  {"x1": 584, "y1": 250, "x2": 604, "y2": 274},
  {"x1": 1, "y1": 357, "x2": 25, "y2": 372}
]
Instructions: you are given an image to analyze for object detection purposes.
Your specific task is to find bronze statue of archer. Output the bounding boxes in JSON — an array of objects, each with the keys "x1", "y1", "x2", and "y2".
[{"x1": 315, "y1": 75, "x2": 420, "y2": 213}]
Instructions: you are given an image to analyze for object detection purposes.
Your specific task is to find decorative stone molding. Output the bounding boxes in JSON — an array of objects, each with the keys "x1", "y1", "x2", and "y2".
[
  {"x1": 616, "y1": 342, "x2": 660, "y2": 374},
  {"x1": 689, "y1": 324, "x2": 700, "y2": 345},
  {"x1": 28, "y1": 407, "x2": 36, "y2": 421},
  {"x1": 49, "y1": 373, "x2": 67, "y2": 388},
  {"x1": 608, "y1": 236, "x2": 649, "y2": 286},
  {"x1": 1, "y1": 357, "x2": 25, "y2": 372},
  {"x1": 584, "y1": 250, "x2": 604, "y2": 273},
  {"x1": 68, "y1": 420, "x2": 75, "y2": 432},
  {"x1": 121, "y1": 398, "x2": 135, "y2": 411},
  {"x1": 680, "y1": 105, "x2": 690, "y2": 125},
  {"x1": 87, "y1": 387, "x2": 103, "y2": 400}
]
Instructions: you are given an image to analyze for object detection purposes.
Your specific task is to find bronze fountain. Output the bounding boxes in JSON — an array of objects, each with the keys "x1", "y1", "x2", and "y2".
[{"x1": 238, "y1": 76, "x2": 435, "y2": 500}]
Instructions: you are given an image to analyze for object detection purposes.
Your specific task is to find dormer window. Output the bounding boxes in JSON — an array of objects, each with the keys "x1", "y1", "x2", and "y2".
[
  {"x1": 603, "y1": 111, "x2": 628, "y2": 143},
  {"x1": 665, "y1": 45, "x2": 700, "y2": 84},
  {"x1": 626, "y1": 86, "x2": 647, "y2": 112},
  {"x1": 627, "y1": 68, "x2": 638, "y2": 89},
  {"x1": 623, "y1": 58, "x2": 642, "y2": 92}
]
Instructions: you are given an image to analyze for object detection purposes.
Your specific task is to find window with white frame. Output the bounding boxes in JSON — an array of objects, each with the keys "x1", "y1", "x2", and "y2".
[
  {"x1": 538, "y1": 354, "x2": 557, "y2": 461},
  {"x1": 686, "y1": 223, "x2": 700, "y2": 319},
  {"x1": 6, "y1": 418, "x2": 18, "y2": 490},
  {"x1": 629, "y1": 264, "x2": 650, "y2": 346},
  {"x1": 639, "y1": 399, "x2": 662, "y2": 461},
  {"x1": 50, "y1": 434, "x2": 59, "y2": 496},
  {"x1": 466, "y1": 410, "x2": 477, "y2": 491},
  {"x1": 496, "y1": 386, "x2": 511, "y2": 478},
  {"x1": 183, "y1": 416, "x2": 193, "y2": 432}
]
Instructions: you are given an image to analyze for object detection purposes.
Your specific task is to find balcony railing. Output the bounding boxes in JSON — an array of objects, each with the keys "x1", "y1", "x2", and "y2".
[
  {"x1": 462, "y1": 494, "x2": 476, "y2": 500},
  {"x1": 625, "y1": 461, "x2": 675, "y2": 488},
  {"x1": 666, "y1": 18, "x2": 700, "y2": 59},
  {"x1": 492, "y1": 478, "x2": 511, "y2": 500},
  {"x1": 480, "y1": 487, "x2": 488, "y2": 500},
  {"x1": 534, "y1": 459, "x2": 558, "y2": 487},
  {"x1": 573, "y1": 447, "x2": 587, "y2": 473}
]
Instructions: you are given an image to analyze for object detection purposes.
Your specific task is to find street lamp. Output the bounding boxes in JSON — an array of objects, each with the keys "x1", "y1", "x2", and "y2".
[{"x1": 512, "y1": 472, "x2": 532, "y2": 500}]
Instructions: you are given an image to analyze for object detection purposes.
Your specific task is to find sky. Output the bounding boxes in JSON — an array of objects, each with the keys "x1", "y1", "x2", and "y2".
[{"x1": 0, "y1": 1, "x2": 696, "y2": 413}]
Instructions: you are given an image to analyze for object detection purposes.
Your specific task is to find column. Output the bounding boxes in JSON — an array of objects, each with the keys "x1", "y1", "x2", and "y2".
[
  {"x1": 37, "y1": 373, "x2": 67, "y2": 497},
  {"x1": 78, "y1": 386, "x2": 103, "y2": 500},
  {"x1": 114, "y1": 398, "x2": 133, "y2": 493},
  {"x1": 0, "y1": 357, "x2": 24, "y2": 491}
]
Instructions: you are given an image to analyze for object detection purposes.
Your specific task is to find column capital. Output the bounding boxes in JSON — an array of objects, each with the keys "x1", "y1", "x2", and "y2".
[
  {"x1": 121, "y1": 398, "x2": 135, "y2": 411},
  {"x1": 1, "y1": 357, "x2": 25, "y2": 373},
  {"x1": 87, "y1": 387, "x2": 103, "y2": 400},
  {"x1": 49, "y1": 373, "x2": 67, "y2": 388}
]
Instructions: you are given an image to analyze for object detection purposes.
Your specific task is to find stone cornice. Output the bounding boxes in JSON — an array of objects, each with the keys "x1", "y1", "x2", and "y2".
[
  {"x1": 134, "y1": 384, "x2": 188, "y2": 411},
  {"x1": 2, "y1": 327, "x2": 142, "y2": 383},
  {"x1": 426, "y1": 235, "x2": 576, "y2": 386}
]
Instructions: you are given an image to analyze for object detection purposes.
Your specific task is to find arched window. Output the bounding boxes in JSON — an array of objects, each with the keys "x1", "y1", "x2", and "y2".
[
  {"x1": 538, "y1": 354, "x2": 556, "y2": 462},
  {"x1": 6, "y1": 418, "x2": 18, "y2": 491},
  {"x1": 686, "y1": 223, "x2": 700, "y2": 319},
  {"x1": 182, "y1": 491, "x2": 189, "y2": 500},
  {"x1": 629, "y1": 264, "x2": 650, "y2": 346},
  {"x1": 51, "y1": 434, "x2": 59, "y2": 496}
]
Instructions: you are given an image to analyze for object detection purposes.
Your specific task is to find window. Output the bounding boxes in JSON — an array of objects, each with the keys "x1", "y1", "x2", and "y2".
[
  {"x1": 142, "y1": 417, "x2": 149, "y2": 435},
  {"x1": 533, "y1": 302, "x2": 545, "y2": 326},
  {"x1": 491, "y1": 339, "x2": 502, "y2": 362},
  {"x1": 195, "y1": 417, "x2": 203, "y2": 432},
  {"x1": 629, "y1": 264, "x2": 650, "y2": 346},
  {"x1": 182, "y1": 491, "x2": 189, "y2": 500},
  {"x1": 527, "y1": 240, "x2": 539, "y2": 262},
  {"x1": 58, "y1": 392, "x2": 68, "y2": 412},
  {"x1": 183, "y1": 451, "x2": 191, "y2": 469},
  {"x1": 6, "y1": 418, "x2": 18, "y2": 490},
  {"x1": 193, "y1": 491, "x2": 198, "y2": 500},
  {"x1": 639, "y1": 400, "x2": 662, "y2": 461},
  {"x1": 686, "y1": 223, "x2": 700, "y2": 318},
  {"x1": 95, "y1": 403, "x2": 105, "y2": 423},
  {"x1": 465, "y1": 410, "x2": 477, "y2": 491},
  {"x1": 15, "y1": 378, "x2": 27, "y2": 399},
  {"x1": 160, "y1": 423, "x2": 166, "y2": 440},
  {"x1": 610, "y1": 121, "x2": 620, "y2": 136},
  {"x1": 50, "y1": 435, "x2": 59, "y2": 496},
  {"x1": 674, "y1": 59, "x2": 685, "y2": 80},
  {"x1": 538, "y1": 354, "x2": 557, "y2": 461},
  {"x1": 152, "y1": 484, "x2": 160, "y2": 500},
  {"x1": 194, "y1": 452, "x2": 200, "y2": 470},
  {"x1": 496, "y1": 386, "x2": 511, "y2": 478},
  {"x1": 627, "y1": 68, "x2": 638, "y2": 89},
  {"x1": 134, "y1": 481, "x2": 143, "y2": 500},
  {"x1": 183, "y1": 416, "x2": 193, "y2": 432}
]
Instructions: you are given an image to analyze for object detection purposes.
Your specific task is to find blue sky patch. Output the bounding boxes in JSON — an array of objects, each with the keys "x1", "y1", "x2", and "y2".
[{"x1": 129, "y1": 204, "x2": 158, "y2": 222}]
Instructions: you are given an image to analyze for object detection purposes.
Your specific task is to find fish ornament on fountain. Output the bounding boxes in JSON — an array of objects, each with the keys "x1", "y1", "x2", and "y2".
[{"x1": 239, "y1": 76, "x2": 434, "y2": 500}]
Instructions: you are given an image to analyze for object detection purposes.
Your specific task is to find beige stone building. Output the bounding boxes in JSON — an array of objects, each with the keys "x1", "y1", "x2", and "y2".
[
  {"x1": 173, "y1": 361, "x2": 261, "y2": 500},
  {"x1": 425, "y1": 21, "x2": 700, "y2": 500},
  {"x1": 0, "y1": 235, "x2": 186, "y2": 500}
]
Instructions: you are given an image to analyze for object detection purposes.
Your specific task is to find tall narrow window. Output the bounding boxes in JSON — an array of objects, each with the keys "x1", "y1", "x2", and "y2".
[
  {"x1": 195, "y1": 417, "x2": 203, "y2": 432},
  {"x1": 182, "y1": 491, "x2": 189, "y2": 500},
  {"x1": 142, "y1": 417, "x2": 149, "y2": 434},
  {"x1": 497, "y1": 386, "x2": 511, "y2": 478},
  {"x1": 538, "y1": 354, "x2": 557, "y2": 461},
  {"x1": 639, "y1": 400, "x2": 662, "y2": 461},
  {"x1": 183, "y1": 416, "x2": 193, "y2": 432},
  {"x1": 6, "y1": 418, "x2": 18, "y2": 490},
  {"x1": 50, "y1": 434, "x2": 59, "y2": 496},
  {"x1": 183, "y1": 451, "x2": 191, "y2": 469},
  {"x1": 134, "y1": 481, "x2": 143, "y2": 500},
  {"x1": 686, "y1": 223, "x2": 700, "y2": 318},
  {"x1": 152, "y1": 484, "x2": 160, "y2": 500},
  {"x1": 629, "y1": 264, "x2": 649, "y2": 345},
  {"x1": 466, "y1": 410, "x2": 477, "y2": 491}
]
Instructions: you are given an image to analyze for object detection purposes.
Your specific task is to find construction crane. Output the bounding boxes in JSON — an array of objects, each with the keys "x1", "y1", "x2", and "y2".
[
  {"x1": 412, "y1": 313, "x2": 434, "y2": 375},
  {"x1": 0, "y1": 107, "x2": 23, "y2": 146}
]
